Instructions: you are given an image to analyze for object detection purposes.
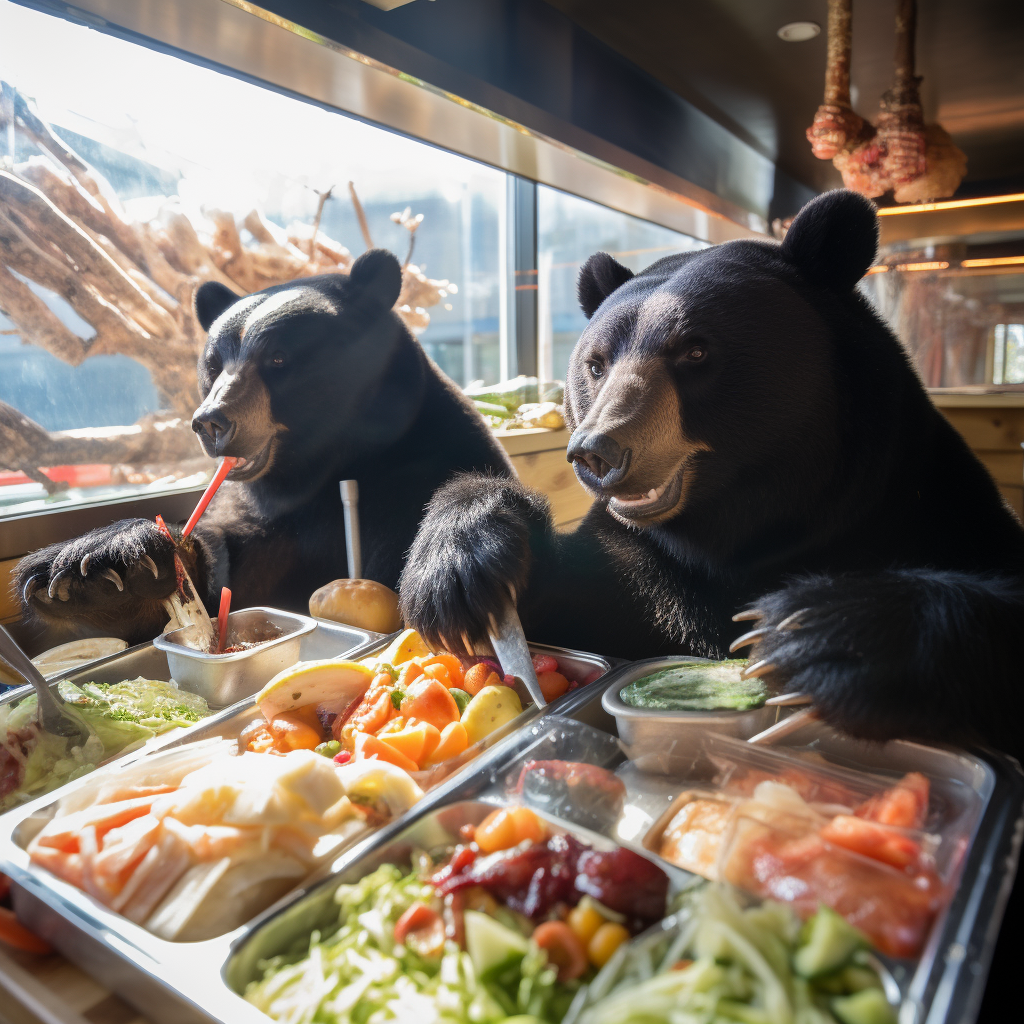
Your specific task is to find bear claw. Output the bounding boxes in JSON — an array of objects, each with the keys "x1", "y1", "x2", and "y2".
[
  {"x1": 741, "y1": 659, "x2": 776, "y2": 679},
  {"x1": 22, "y1": 574, "x2": 46, "y2": 604},
  {"x1": 99, "y1": 568, "x2": 124, "y2": 592},
  {"x1": 80, "y1": 554, "x2": 92, "y2": 576},
  {"x1": 732, "y1": 608, "x2": 764, "y2": 622},
  {"x1": 140, "y1": 555, "x2": 160, "y2": 579},
  {"x1": 47, "y1": 569, "x2": 73, "y2": 601},
  {"x1": 776, "y1": 608, "x2": 810, "y2": 631},
  {"x1": 729, "y1": 627, "x2": 770, "y2": 652}
]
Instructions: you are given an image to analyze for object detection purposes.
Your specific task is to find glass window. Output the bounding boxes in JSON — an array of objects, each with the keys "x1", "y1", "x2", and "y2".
[
  {"x1": 861, "y1": 254, "x2": 1024, "y2": 389},
  {"x1": 537, "y1": 186, "x2": 708, "y2": 382},
  {"x1": 0, "y1": 1, "x2": 505, "y2": 519}
]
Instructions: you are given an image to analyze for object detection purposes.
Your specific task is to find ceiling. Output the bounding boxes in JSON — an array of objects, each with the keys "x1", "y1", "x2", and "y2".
[{"x1": 543, "y1": 0, "x2": 1024, "y2": 197}]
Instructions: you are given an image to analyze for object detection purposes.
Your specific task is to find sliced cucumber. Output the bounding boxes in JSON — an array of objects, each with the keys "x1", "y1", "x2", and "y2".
[
  {"x1": 464, "y1": 909, "x2": 529, "y2": 976},
  {"x1": 793, "y1": 906, "x2": 867, "y2": 979},
  {"x1": 831, "y1": 988, "x2": 897, "y2": 1024}
]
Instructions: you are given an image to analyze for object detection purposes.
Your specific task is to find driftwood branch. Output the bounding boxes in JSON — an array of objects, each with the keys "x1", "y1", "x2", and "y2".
[{"x1": 0, "y1": 83, "x2": 453, "y2": 487}]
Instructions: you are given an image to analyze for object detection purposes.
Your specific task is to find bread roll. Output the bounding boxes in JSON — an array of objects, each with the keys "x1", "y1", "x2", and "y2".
[{"x1": 308, "y1": 578, "x2": 401, "y2": 634}]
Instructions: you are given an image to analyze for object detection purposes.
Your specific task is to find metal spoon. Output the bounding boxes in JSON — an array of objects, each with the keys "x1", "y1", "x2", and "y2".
[
  {"x1": 488, "y1": 603, "x2": 546, "y2": 708},
  {"x1": 0, "y1": 624, "x2": 88, "y2": 741}
]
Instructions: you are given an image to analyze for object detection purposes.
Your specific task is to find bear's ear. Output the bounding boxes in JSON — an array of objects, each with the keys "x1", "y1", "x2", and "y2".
[
  {"x1": 781, "y1": 189, "x2": 879, "y2": 290},
  {"x1": 577, "y1": 252, "x2": 635, "y2": 319},
  {"x1": 194, "y1": 281, "x2": 240, "y2": 332},
  {"x1": 348, "y1": 248, "x2": 403, "y2": 310}
]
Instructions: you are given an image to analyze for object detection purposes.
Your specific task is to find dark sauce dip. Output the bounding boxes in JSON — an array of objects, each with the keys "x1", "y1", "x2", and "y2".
[{"x1": 619, "y1": 660, "x2": 766, "y2": 712}]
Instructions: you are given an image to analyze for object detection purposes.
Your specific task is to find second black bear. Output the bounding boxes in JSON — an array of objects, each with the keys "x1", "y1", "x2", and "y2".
[
  {"x1": 399, "y1": 190, "x2": 1024, "y2": 755},
  {"x1": 18, "y1": 249, "x2": 511, "y2": 643}
]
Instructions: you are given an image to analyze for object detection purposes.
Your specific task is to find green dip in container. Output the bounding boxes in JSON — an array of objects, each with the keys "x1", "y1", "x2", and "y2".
[{"x1": 618, "y1": 659, "x2": 766, "y2": 712}]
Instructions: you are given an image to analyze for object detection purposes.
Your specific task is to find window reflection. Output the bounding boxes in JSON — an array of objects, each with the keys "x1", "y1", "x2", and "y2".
[{"x1": 537, "y1": 186, "x2": 707, "y2": 382}]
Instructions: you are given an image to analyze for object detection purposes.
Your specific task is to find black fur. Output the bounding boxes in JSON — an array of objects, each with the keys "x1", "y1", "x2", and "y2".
[
  {"x1": 400, "y1": 191, "x2": 1024, "y2": 754},
  {"x1": 17, "y1": 251, "x2": 511, "y2": 642}
]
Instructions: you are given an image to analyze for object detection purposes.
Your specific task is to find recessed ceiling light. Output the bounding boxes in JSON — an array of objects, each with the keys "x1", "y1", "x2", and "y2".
[{"x1": 777, "y1": 21, "x2": 821, "y2": 42}]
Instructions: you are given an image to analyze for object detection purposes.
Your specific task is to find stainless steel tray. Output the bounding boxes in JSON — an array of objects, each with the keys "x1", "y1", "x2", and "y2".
[
  {"x1": 0, "y1": 637, "x2": 613, "y2": 1024},
  {"x1": 555, "y1": 670, "x2": 1024, "y2": 1024}
]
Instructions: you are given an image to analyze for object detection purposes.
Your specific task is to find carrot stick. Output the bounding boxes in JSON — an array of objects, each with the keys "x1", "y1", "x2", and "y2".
[
  {"x1": 181, "y1": 456, "x2": 237, "y2": 538},
  {"x1": 217, "y1": 587, "x2": 232, "y2": 653},
  {"x1": 0, "y1": 907, "x2": 52, "y2": 954}
]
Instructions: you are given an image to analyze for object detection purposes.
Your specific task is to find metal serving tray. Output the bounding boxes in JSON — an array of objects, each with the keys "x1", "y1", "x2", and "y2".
[
  {"x1": 153, "y1": 607, "x2": 317, "y2": 707},
  {"x1": 0, "y1": 637, "x2": 612, "y2": 1024}
]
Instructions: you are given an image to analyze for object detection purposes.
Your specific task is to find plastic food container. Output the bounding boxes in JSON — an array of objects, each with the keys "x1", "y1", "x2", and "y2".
[
  {"x1": 601, "y1": 657, "x2": 777, "y2": 775},
  {"x1": 153, "y1": 607, "x2": 316, "y2": 707}
]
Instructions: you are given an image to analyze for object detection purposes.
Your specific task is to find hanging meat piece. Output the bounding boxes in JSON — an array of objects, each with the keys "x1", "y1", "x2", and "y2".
[
  {"x1": 873, "y1": 0, "x2": 927, "y2": 187},
  {"x1": 806, "y1": 0, "x2": 871, "y2": 160},
  {"x1": 892, "y1": 123, "x2": 967, "y2": 203}
]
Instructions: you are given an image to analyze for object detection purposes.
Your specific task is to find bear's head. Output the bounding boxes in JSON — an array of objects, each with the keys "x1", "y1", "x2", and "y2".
[
  {"x1": 565, "y1": 189, "x2": 881, "y2": 544},
  {"x1": 192, "y1": 249, "x2": 411, "y2": 498}
]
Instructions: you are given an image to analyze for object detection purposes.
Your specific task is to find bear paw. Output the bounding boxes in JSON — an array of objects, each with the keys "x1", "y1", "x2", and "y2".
[
  {"x1": 732, "y1": 573, "x2": 943, "y2": 743},
  {"x1": 17, "y1": 518, "x2": 181, "y2": 641},
  {"x1": 399, "y1": 474, "x2": 547, "y2": 653}
]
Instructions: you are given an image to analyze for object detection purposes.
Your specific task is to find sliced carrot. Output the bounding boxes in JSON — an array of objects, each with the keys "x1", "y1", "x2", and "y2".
[
  {"x1": 269, "y1": 712, "x2": 323, "y2": 751},
  {"x1": 422, "y1": 663, "x2": 453, "y2": 688},
  {"x1": 537, "y1": 671, "x2": 570, "y2": 702},
  {"x1": 400, "y1": 679, "x2": 461, "y2": 732},
  {"x1": 0, "y1": 907, "x2": 51, "y2": 955},
  {"x1": 34, "y1": 796, "x2": 157, "y2": 851},
  {"x1": 422, "y1": 721, "x2": 469, "y2": 767},
  {"x1": 377, "y1": 721, "x2": 441, "y2": 767},
  {"x1": 26, "y1": 843, "x2": 85, "y2": 889},
  {"x1": 420, "y1": 654, "x2": 464, "y2": 688},
  {"x1": 397, "y1": 662, "x2": 424, "y2": 689},
  {"x1": 354, "y1": 732, "x2": 420, "y2": 773}
]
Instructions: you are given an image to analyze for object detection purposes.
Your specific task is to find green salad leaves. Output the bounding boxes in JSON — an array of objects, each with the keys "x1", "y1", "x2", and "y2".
[{"x1": 245, "y1": 863, "x2": 577, "y2": 1024}]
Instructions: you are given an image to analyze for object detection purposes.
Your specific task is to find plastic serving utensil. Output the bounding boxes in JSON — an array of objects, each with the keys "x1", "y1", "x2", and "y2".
[
  {"x1": 217, "y1": 587, "x2": 232, "y2": 654},
  {"x1": 0, "y1": 624, "x2": 87, "y2": 741},
  {"x1": 488, "y1": 604, "x2": 546, "y2": 708}
]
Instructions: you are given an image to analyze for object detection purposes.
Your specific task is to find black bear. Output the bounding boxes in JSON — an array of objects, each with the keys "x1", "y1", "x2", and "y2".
[
  {"x1": 399, "y1": 190, "x2": 1024, "y2": 756},
  {"x1": 17, "y1": 249, "x2": 511, "y2": 644}
]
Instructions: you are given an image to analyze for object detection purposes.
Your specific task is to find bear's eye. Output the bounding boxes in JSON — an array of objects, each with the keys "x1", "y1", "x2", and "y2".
[
  {"x1": 587, "y1": 361, "x2": 604, "y2": 379},
  {"x1": 269, "y1": 351, "x2": 286, "y2": 368},
  {"x1": 684, "y1": 345, "x2": 707, "y2": 362}
]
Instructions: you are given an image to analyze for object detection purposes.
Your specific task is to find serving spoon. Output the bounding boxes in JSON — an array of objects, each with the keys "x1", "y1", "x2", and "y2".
[{"x1": 0, "y1": 623, "x2": 88, "y2": 742}]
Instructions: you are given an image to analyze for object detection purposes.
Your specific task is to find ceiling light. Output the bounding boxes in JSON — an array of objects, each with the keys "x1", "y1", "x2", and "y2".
[
  {"x1": 876, "y1": 192, "x2": 1024, "y2": 214},
  {"x1": 777, "y1": 22, "x2": 821, "y2": 42},
  {"x1": 961, "y1": 256, "x2": 1024, "y2": 268},
  {"x1": 893, "y1": 261, "x2": 949, "y2": 272}
]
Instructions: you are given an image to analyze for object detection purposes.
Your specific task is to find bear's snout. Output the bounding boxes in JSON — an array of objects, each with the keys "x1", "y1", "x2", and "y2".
[{"x1": 566, "y1": 431, "x2": 631, "y2": 487}]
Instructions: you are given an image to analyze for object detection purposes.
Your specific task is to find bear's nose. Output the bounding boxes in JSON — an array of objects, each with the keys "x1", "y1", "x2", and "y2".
[
  {"x1": 567, "y1": 431, "x2": 630, "y2": 486},
  {"x1": 192, "y1": 408, "x2": 236, "y2": 455}
]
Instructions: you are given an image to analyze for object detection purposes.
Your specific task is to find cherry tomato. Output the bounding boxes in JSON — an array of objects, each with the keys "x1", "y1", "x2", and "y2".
[
  {"x1": 567, "y1": 902, "x2": 605, "y2": 946},
  {"x1": 533, "y1": 920, "x2": 588, "y2": 981}
]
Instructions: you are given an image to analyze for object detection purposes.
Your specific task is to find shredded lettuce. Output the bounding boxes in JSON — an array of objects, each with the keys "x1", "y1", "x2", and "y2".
[
  {"x1": 0, "y1": 678, "x2": 210, "y2": 811},
  {"x1": 245, "y1": 863, "x2": 578, "y2": 1024},
  {"x1": 569, "y1": 886, "x2": 888, "y2": 1024}
]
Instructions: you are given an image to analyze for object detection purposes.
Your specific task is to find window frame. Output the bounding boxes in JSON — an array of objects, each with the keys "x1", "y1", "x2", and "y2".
[{"x1": 1, "y1": 0, "x2": 760, "y2": 559}]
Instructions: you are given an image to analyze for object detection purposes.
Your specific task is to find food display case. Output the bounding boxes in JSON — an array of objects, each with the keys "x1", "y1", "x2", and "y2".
[{"x1": 0, "y1": 652, "x2": 1018, "y2": 1024}]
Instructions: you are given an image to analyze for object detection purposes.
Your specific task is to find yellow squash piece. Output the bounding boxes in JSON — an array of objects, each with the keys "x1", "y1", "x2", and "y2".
[
  {"x1": 369, "y1": 627, "x2": 431, "y2": 668},
  {"x1": 256, "y1": 660, "x2": 374, "y2": 721},
  {"x1": 460, "y1": 685, "x2": 523, "y2": 745}
]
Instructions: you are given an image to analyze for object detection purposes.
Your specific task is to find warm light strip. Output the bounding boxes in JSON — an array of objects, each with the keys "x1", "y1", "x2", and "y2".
[
  {"x1": 865, "y1": 266, "x2": 888, "y2": 275},
  {"x1": 893, "y1": 261, "x2": 949, "y2": 272},
  {"x1": 960, "y1": 256, "x2": 1024, "y2": 268},
  {"x1": 876, "y1": 193, "x2": 1024, "y2": 215}
]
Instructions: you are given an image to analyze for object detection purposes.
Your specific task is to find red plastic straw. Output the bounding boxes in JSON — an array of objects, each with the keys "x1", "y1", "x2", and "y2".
[
  {"x1": 217, "y1": 587, "x2": 232, "y2": 653},
  {"x1": 181, "y1": 457, "x2": 237, "y2": 538}
]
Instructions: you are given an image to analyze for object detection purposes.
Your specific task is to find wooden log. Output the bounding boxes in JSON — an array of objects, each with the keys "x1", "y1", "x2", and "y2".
[
  {"x1": 0, "y1": 399, "x2": 200, "y2": 480},
  {"x1": 0, "y1": 262, "x2": 88, "y2": 364}
]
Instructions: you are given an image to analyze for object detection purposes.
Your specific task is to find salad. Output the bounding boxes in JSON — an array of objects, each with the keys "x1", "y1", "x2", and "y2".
[
  {"x1": 571, "y1": 885, "x2": 896, "y2": 1024},
  {"x1": 245, "y1": 805, "x2": 670, "y2": 1024},
  {"x1": 0, "y1": 678, "x2": 211, "y2": 812}
]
